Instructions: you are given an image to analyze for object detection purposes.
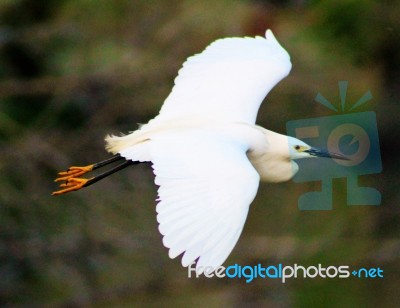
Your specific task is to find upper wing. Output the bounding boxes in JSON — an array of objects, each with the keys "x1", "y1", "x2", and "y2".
[
  {"x1": 155, "y1": 30, "x2": 291, "y2": 124},
  {"x1": 149, "y1": 130, "x2": 260, "y2": 273}
]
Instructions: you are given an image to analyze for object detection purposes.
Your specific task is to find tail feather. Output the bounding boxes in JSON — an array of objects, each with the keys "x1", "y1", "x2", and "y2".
[
  {"x1": 105, "y1": 133, "x2": 151, "y2": 162},
  {"x1": 105, "y1": 134, "x2": 128, "y2": 154}
]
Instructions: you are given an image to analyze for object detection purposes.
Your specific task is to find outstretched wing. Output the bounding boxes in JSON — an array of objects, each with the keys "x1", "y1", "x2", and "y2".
[
  {"x1": 149, "y1": 130, "x2": 260, "y2": 273},
  {"x1": 155, "y1": 30, "x2": 291, "y2": 124}
]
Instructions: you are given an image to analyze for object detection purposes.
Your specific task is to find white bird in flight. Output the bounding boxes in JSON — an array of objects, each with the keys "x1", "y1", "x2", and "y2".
[{"x1": 53, "y1": 30, "x2": 347, "y2": 273}]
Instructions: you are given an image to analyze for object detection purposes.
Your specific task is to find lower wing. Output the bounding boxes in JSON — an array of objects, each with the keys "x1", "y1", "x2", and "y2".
[{"x1": 148, "y1": 130, "x2": 260, "y2": 273}]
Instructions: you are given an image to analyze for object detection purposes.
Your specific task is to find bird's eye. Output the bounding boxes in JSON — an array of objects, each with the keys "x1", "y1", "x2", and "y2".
[{"x1": 295, "y1": 145, "x2": 301, "y2": 150}]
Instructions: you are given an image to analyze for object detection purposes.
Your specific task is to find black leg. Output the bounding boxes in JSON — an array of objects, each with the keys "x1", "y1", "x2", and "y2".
[
  {"x1": 92, "y1": 154, "x2": 124, "y2": 170},
  {"x1": 83, "y1": 160, "x2": 140, "y2": 187}
]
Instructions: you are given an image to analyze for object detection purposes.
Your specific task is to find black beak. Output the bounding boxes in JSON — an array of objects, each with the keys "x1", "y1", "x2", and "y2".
[{"x1": 304, "y1": 147, "x2": 350, "y2": 160}]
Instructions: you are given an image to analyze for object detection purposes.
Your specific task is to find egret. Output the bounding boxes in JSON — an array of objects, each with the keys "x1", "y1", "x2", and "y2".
[{"x1": 53, "y1": 30, "x2": 347, "y2": 273}]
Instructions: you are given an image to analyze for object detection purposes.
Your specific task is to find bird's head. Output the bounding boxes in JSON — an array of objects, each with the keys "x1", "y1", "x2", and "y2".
[{"x1": 288, "y1": 137, "x2": 349, "y2": 161}]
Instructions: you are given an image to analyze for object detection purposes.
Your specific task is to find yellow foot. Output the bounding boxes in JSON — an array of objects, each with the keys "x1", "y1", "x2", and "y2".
[
  {"x1": 52, "y1": 177, "x2": 94, "y2": 196},
  {"x1": 54, "y1": 165, "x2": 94, "y2": 182}
]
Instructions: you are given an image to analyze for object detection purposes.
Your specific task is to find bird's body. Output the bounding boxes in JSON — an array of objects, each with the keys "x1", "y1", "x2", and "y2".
[
  {"x1": 105, "y1": 120, "x2": 296, "y2": 183},
  {"x1": 53, "y1": 30, "x2": 347, "y2": 273}
]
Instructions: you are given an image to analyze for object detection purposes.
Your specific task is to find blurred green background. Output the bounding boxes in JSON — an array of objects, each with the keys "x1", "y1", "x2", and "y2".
[{"x1": 1, "y1": 0, "x2": 399, "y2": 307}]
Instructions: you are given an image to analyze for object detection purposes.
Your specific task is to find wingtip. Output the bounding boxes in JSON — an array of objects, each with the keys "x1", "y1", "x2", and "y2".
[
  {"x1": 265, "y1": 29, "x2": 277, "y2": 42},
  {"x1": 264, "y1": 29, "x2": 290, "y2": 63}
]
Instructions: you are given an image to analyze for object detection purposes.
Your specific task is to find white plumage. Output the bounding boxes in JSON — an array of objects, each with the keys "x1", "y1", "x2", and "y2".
[
  {"x1": 156, "y1": 29, "x2": 291, "y2": 124},
  {"x1": 108, "y1": 30, "x2": 291, "y2": 272},
  {"x1": 107, "y1": 30, "x2": 292, "y2": 273},
  {"x1": 55, "y1": 29, "x2": 347, "y2": 273},
  {"x1": 151, "y1": 130, "x2": 259, "y2": 270}
]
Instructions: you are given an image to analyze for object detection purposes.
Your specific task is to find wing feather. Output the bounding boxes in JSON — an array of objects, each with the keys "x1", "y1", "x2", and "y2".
[
  {"x1": 154, "y1": 29, "x2": 291, "y2": 124},
  {"x1": 149, "y1": 130, "x2": 260, "y2": 272}
]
